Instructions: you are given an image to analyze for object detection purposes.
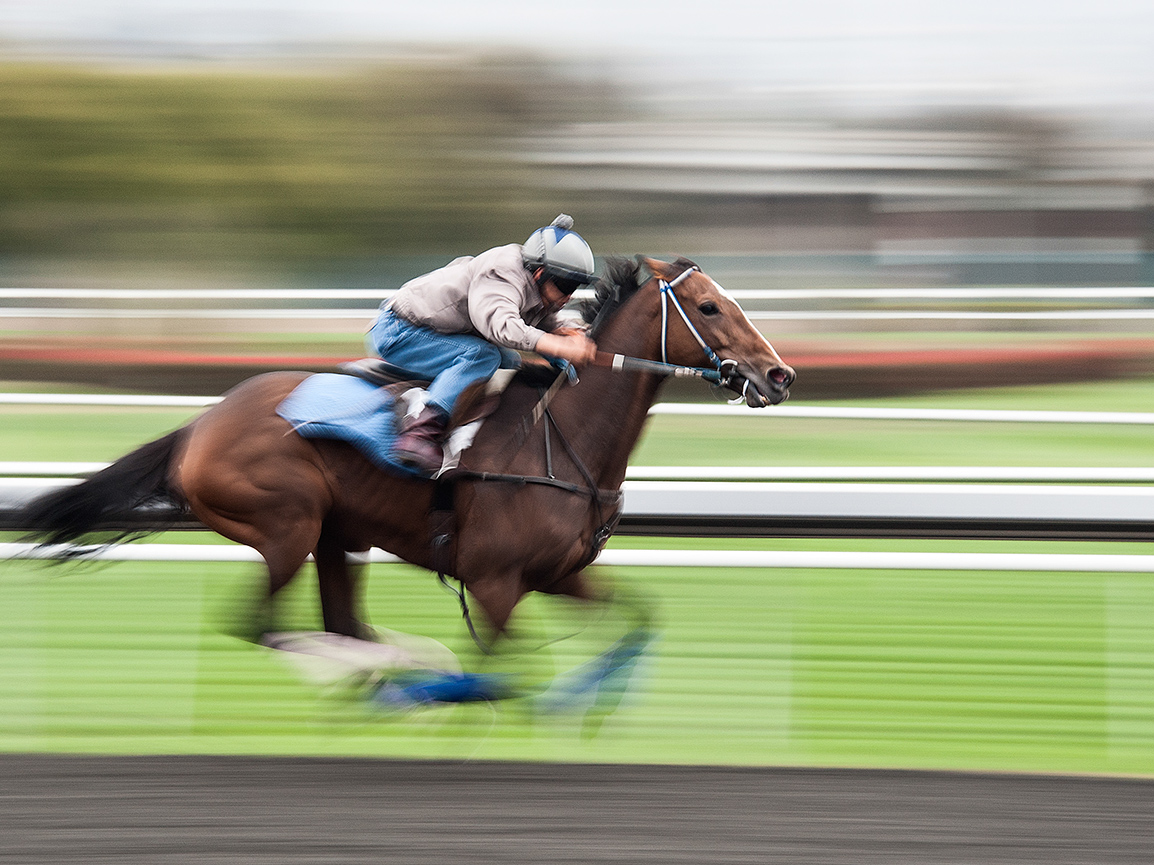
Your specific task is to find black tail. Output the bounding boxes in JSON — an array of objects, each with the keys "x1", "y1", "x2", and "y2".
[{"x1": 20, "y1": 430, "x2": 187, "y2": 548}]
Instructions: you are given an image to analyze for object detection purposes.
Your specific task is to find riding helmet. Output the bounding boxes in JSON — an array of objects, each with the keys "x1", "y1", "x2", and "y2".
[{"x1": 522, "y1": 214, "x2": 596, "y2": 292}]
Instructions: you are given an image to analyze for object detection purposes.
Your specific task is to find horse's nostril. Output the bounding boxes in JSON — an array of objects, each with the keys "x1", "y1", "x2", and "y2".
[{"x1": 769, "y1": 366, "x2": 794, "y2": 387}]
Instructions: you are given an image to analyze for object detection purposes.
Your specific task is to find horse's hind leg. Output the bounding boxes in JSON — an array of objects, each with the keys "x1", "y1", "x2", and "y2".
[
  {"x1": 313, "y1": 521, "x2": 369, "y2": 639},
  {"x1": 246, "y1": 527, "x2": 323, "y2": 640}
]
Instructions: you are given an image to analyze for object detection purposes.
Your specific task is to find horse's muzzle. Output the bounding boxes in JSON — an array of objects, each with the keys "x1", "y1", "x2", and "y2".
[{"x1": 740, "y1": 363, "x2": 795, "y2": 407}]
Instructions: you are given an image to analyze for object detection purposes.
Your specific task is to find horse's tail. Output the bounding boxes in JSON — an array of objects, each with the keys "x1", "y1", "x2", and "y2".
[{"x1": 20, "y1": 429, "x2": 187, "y2": 549}]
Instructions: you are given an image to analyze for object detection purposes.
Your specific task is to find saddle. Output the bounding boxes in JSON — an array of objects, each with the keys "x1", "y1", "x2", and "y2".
[
  {"x1": 337, "y1": 357, "x2": 511, "y2": 437},
  {"x1": 337, "y1": 357, "x2": 430, "y2": 389},
  {"x1": 339, "y1": 356, "x2": 560, "y2": 392},
  {"x1": 278, "y1": 356, "x2": 573, "y2": 482},
  {"x1": 338, "y1": 356, "x2": 563, "y2": 434}
]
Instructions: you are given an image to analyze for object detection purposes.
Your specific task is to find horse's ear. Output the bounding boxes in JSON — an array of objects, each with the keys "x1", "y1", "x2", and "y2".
[{"x1": 639, "y1": 256, "x2": 672, "y2": 281}]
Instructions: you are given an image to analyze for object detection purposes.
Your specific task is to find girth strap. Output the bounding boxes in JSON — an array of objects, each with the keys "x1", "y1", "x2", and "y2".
[
  {"x1": 451, "y1": 468, "x2": 621, "y2": 506},
  {"x1": 428, "y1": 476, "x2": 494, "y2": 654},
  {"x1": 429, "y1": 476, "x2": 455, "y2": 574}
]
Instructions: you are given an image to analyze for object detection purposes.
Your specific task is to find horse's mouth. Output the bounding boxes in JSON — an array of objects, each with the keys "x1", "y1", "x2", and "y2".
[{"x1": 728, "y1": 364, "x2": 794, "y2": 407}]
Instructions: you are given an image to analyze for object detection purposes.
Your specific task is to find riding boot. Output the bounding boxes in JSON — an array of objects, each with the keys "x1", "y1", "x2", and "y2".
[{"x1": 392, "y1": 406, "x2": 449, "y2": 474}]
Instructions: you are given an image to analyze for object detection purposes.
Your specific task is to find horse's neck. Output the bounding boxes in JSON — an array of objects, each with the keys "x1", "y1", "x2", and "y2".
[
  {"x1": 466, "y1": 288, "x2": 666, "y2": 488},
  {"x1": 543, "y1": 294, "x2": 665, "y2": 488}
]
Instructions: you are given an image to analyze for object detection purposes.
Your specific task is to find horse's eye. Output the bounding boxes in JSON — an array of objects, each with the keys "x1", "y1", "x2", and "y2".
[{"x1": 698, "y1": 301, "x2": 719, "y2": 316}]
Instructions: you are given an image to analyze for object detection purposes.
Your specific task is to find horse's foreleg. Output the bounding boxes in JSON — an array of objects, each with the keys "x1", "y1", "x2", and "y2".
[
  {"x1": 314, "y1": 525, "x2": 369, "y2": 639},
  {"x1": 538, "y1": 568, "x2": 657, "y2": 731},
  {"x1": 539, "y1": 568, "x2": 598, "y2": 602},
  {"x1": 464, "y1": 573, "x2": 526, "y2": 639},
  {"x1": 548, "y1": 568, "x2": 655, "y2": 630}
]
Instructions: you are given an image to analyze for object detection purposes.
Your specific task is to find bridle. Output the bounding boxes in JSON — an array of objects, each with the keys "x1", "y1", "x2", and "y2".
[
  {"x1": 658, "y1": 266, "x2": 721, "y2": 371},
  {"x1": 597, "y1": 265, "x2": 740, "y2": 391}
]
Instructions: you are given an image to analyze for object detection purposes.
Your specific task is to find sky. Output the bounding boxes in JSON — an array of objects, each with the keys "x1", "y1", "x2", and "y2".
[{"x1": 1, "y1": 1, "x2": 1152, "y2": 114}]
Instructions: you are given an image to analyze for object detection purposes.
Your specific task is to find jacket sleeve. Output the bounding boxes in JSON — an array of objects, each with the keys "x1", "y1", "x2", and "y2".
[{"x1": 467, "y1": 269, "x2": 548, "y2": 351}]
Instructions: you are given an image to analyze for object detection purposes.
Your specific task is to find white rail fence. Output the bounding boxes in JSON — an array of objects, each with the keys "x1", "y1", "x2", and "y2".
[
  {"x1": 6, "y1": 392, "x2": 1154, "y2": 426},
  {"x1": 8, "y1": 308, "x2": 1154, "y2": 322},
  {"x1": 5, "y1": 286, "x2": 1154, "y2": 322},
  {"x1": 6, "y1": 470, "x2": 1154, "y2": 544},
  {"x1": 6, "y1": 475, "x2": 1154, "y2": 520},
  {"x1": 3, "y1": 541, "x2": 1154, "y2": 574},
  {"x1": 6, "y1": 287, "x2": 1154, "y2": 300}
]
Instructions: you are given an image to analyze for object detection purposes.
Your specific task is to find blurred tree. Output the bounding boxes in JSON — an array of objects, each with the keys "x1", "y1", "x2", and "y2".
[{"x1": 0, "y1": 57, "x2": 619, "y2": 273}]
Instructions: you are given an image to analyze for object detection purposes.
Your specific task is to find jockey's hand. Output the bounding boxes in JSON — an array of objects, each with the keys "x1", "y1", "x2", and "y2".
[{"x1": 535, "y1": 330, "x2": 598, "y2": 366}]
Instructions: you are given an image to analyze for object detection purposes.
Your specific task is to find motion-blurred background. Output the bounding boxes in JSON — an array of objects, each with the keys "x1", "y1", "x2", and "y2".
[{"x1": 2, "y1": 0, "x2": 1154, "y2": 396}]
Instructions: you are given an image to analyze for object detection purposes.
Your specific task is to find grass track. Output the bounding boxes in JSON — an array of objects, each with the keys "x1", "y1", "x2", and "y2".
[{"x1": 3, "y1": 557, "x2": 1154, "y2": 774}]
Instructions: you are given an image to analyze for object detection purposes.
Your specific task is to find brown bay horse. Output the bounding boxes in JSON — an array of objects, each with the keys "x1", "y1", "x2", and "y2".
[{"x1": 20, "y1": 257, "x2": 794, "y2": 653}]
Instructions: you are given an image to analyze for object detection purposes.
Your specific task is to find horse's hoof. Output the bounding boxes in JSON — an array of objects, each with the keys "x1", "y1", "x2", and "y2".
[{"x1": 372, "y1": 672, "x2": 516, "y2": 709}]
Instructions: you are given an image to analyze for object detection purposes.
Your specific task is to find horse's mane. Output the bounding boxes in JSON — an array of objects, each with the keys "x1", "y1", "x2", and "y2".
[{"x1": 578, "y1": 255, "x2": 697, "y2": 338}]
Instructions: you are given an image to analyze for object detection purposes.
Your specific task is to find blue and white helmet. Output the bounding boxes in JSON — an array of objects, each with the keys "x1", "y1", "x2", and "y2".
[{"x1": 522, "y1": 214, "x2": 596, "y2": 291}]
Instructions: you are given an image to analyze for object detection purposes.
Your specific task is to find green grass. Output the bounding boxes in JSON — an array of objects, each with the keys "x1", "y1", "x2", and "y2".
[
  {"x1": 820, "y1": 377, "x2": 1154, "y2": 412},
  {"x1": 633, "y1": 377, "x2": 1154, "y2": 467},
  {"x1": 0, "y1": 406, "x2": 198, "y2": 461},
  {"x1": 3, "y1": 377, "x2": 1154, "y2": 772},
  {"x1": 634, "y1": 414, "x2": 1154, "y2": 467},
  {"x1": 2, "y1": 556, "x2": 1153, "y2": 774}
]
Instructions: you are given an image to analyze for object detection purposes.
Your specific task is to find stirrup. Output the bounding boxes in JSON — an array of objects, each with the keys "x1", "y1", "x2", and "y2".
[{"x1": 392, "y1": 443, "x2": 445, "y2": 475}]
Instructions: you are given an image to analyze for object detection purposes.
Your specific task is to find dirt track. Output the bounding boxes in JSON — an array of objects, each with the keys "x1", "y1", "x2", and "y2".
[{"x1": 2, "y1": 755, "x2": 1152, "y2": 864}]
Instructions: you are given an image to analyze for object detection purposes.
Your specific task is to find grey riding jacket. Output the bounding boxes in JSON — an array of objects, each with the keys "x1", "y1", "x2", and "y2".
[{"x1": 384, "y1": 244, "x2": 562, "y2": 352}]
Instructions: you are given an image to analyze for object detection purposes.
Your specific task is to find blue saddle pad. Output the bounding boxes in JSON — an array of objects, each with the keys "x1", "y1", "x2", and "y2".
[{"x1": 275, "y1": 373, "x2": 423, "y2": 477}]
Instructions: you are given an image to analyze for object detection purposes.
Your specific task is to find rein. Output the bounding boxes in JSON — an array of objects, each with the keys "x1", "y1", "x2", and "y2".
[{"x1": 591, "y1": 351, "x2": 729, "y2": 384}]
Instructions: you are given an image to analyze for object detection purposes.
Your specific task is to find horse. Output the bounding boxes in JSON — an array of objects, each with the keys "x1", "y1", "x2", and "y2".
[{"x1": 19, "y1": 256, "x2": 794, "y2": 659}]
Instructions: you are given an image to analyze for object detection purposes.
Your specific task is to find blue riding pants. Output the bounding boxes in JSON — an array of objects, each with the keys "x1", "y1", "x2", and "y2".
[{"x1": 366, "y1": 310, "x2": 518, "y2": 417}]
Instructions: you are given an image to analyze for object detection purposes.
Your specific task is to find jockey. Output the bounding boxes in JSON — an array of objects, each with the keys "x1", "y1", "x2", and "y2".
[{"x1": 368, "y1": 214, "x2": 600, "y2": 474}]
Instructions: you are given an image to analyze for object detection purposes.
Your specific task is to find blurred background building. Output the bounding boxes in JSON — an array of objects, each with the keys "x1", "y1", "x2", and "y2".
[{"x1": 519, "y1": 115, "x2": 1154, "y2": 287}]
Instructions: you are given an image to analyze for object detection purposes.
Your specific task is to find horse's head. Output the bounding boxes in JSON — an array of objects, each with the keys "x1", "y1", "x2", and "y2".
[{"x1": 641, "y1": 257, "x2": 795, "y2": 406}]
